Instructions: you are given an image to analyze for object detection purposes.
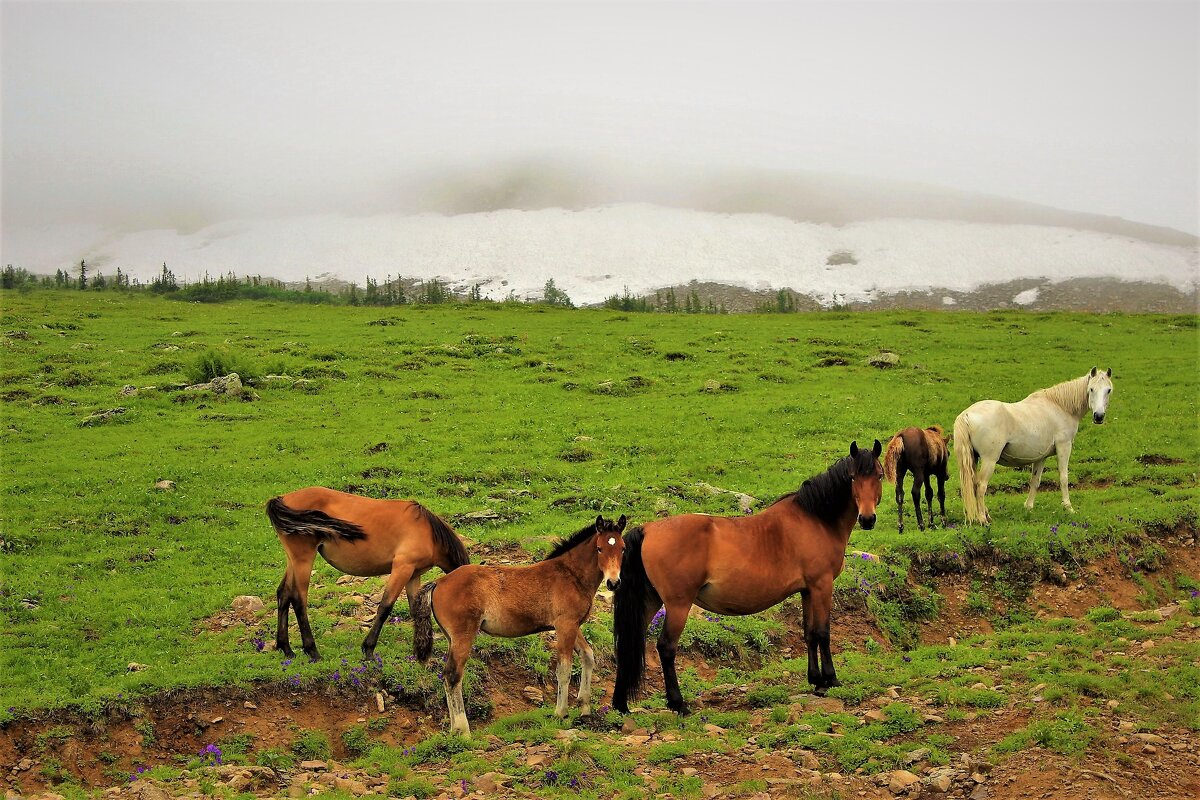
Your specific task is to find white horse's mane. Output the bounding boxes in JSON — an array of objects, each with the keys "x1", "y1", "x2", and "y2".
[{"x1": 1028, "y1": 374, "x2": 1089, "y2": 417}]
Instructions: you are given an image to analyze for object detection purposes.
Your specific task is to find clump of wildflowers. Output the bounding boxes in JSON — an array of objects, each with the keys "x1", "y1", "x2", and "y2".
[{"x1": 199, "y1": 744, "x2": 223, "y2": 766}]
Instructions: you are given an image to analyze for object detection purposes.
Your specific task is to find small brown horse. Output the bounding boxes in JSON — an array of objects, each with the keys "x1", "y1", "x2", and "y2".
[
  {"x1": 613, "y1": 441, "x2": 882, "y2": 714},
  {"x1": 412, "y1": 515, "x2": 627, "y2": 736},
  {"x1": 882, "y1": 425, "x2": 949, "y2": 532},
  {"x1": 267, "y1": 487, "x2": 469, "y2": 661}
]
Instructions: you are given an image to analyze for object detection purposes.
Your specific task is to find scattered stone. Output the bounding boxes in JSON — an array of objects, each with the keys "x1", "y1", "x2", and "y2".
[
  {"x1": 948, "y1": 637, "x2": 957, "y2": 647},
  {"x1": 127, "y1": 662, "x2": 149, "y2": 672},
  {"x1": 1134, "y1": 733, "x2": 1166, "y2": 745},
  {"x1": 232, "y1": 595, "x2": 265, "y2": 613},
  {"x1": 522, "y1": 686, "x2": 544, "y2": 704},
  {"x1": 922, "y1": 714, "x2": 944, "y2": 724},
  {"x1": 153, "y1": 479, "x2": 176, "y2": 491},
  {"x1": 703, "y1": 723, "x2": 727, "y2": 736},
  {"x1": 795, "y1": 751, "x2": 821, "y2": 770},
  {"x1": 299, "y1": 760, "x2": 327, "y2": 771},
  {"x1": 1151, "y1": 604, "x2": 1179, "y2": 620},
  {"x1": 554, "y1": 728, "x2": 579, "y2": 741},
  {"x1": 621, "y1": 717, "x2": 640, "y2": 734},
  {"x1": 333, "y1": 776, "x2": 369, "y2": 795},
  {"x1": 805, "y1": 696, "x2": 845, "y2": 713},
  {"x1": 375, "y1": 692, "x2": 386, "y2": 713},
  {"x1": 868, "y1": 351, "x2": 901, "y2": 368},
  {"x1": 681, "y1": 767, "x2": 698, "y2": 777},
  {"x1": 1117, "y1": 721, "x2": 1136, "y2": 733},
  {"x1": 15, "y1": 758, "x2": 33, "y2": 771},
  {"x1": 903, "y1": 747, "x2": 930, "y2": 765},
  {"x1": 864, "y1": 709, "x2": 887, "y2": 723},
  {"x1": 926, "y1": 770, "x2": 954, "y2": 793},
  {"x1": 474, "y1": 772, "x2": 512, "y2": 792},
  {"x1": 119, "y1": 385, "x2": 138, "y2": 397},
  {"x1": 525, "y1": 754, "x2": 547, "y2": 767},
  {"x1": 888, "y1": 769, "x2": 921, "y2": 794},
  {"x1": 244, "y1": 701, "x2": 257, "y2": 709},
  {"x1": 81, "y1": 407, "x2": 127, "y2": 426},
  {"x1": 211, "y1": 373, "x2": 243, "y2": 394},
  {"x1": 969, "y1": 786, "x2": 990, "y2": 800},
  {"x1": 622, "y1": 735, "x2": 652, "y2": 746},
  {"x1": 1141, "y1": 639, "x2": 1157, "y2": 650}
]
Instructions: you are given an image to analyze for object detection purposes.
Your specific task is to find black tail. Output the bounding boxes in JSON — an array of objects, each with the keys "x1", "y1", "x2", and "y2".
[
  {"x1": 416, "y1": 504, "x2": 469, "y2": 571},
  {"x1": 411, "y1": 582, "x2": 437, "y2": 662},
  {"x1": 612, "y1": 526, "x2": 655, "y2": 714},
  {"x1": 266, "y1": 497, "x2": 366, "y2": 541}
]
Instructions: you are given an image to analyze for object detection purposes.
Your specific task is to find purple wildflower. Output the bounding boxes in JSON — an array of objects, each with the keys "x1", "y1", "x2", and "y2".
[
  {"x1": 252, "y1": 637, "x2": 265, "y2": 652},
  {"x1": 200, "y1": 744, "x2": 223, "y2": 766},
  {"x1": 544, "y1": 769, "x2": 559, "y2": 785},
  {"x1": 280, "y1": 658, "x2": 293, "y2": 669}
]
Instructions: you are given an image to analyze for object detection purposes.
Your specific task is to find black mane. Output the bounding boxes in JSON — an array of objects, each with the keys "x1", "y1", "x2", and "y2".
[
  {"x1": 543, "y1": 521, "x2": 601, "y2": 561},
  {"x1": 784, "y1": 447, "x2": 878, "y2": 523}
]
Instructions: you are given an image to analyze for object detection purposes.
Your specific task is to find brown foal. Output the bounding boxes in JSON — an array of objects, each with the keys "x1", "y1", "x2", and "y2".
[
  {"x1": 882, "y1": 425, "x2": 950, "y2": 532},
  {"x1": 412, "y1": 515, "x2": 627, "y2": 736},
  {"x1": 267, "y1": 487, "x2": 469, "y2": 661},
  {"x1": 614, "y1": 441, "x2": 883, "y2": 714}
]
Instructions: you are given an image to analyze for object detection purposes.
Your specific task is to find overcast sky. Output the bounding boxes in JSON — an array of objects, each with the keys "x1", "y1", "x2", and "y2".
[{"x1": 2, "y1": 0, "x2": 1197, "y2": 236}]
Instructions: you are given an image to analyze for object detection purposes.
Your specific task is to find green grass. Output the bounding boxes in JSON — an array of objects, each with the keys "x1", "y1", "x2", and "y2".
[{"x1": 0, "y1": 291, "x2": 1197, "y2": 721}]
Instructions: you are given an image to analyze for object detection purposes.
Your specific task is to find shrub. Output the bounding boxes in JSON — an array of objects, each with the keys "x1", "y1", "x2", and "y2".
[{"x1": 186, "y1": 348, "x2": 259, "y2": 384}]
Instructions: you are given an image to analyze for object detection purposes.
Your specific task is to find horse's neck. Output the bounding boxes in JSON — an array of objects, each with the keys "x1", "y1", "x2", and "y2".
[
  {"x1": 558, "y1": 542, "x2": 601, "y2": 593},
  {"x1": 1032, "y1": 375, "x2": 1089, "y2": 419}
]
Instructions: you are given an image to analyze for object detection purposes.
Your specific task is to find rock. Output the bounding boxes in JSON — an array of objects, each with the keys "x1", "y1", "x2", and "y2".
[
  {"x1": 119, "y1": 385, "x2": 138, "y2": 396},
  {"x1": 805, "y1": 696, "x2": 845, "y2": 713},
  {"x1": 81, "y1": 407, "x2": 127, "y2": 426},
  {"x1": 210, "y1": 373, "x2": 243, "y2": 395},
  {"x1": 621, "y1": 717, "x2": 640, "y2": 733},
  {"x1": 153, "y1": 480, "x2": 176, "y2": 491},
  {"x1": 703, "y1": 723, "x2": 726, "y2": 735},
  {"x1": 333, "y1": 776, "x2": 369, "y2": 795},
  {"x1": 1151, "y1": 604, "x2": 1180, "y2": 620},
  {"x1": 522, "y1": 686, "x2": 544, "y2": 704},
  {"x1": 864, "y1": 709, "x2": 887, "y2": 723},
  {"x1": 375, "y1": 692, "x2": 386, "y2": 713},
  {"x1": 554, "y1": 728, "x2": 579, "y2": 741},
  {"x1": 1134, "y1": 733, "x2": 1166, "y2": 745},
  {"x1": 133, "y1": 783, "x2": 171, "y2": 800},
  {"x1": 868, "y1": 351, "x2": 900, "y2": 368},
  {"x1": 299, "y1": 760, "x2": 327, "y2": 771},
  {"x1": 244, "y1": 701, "x2": 257, "y2": 709},
  {"x1": 127, "y1": 662, "x2": 149, "y2": 672},
  {"x1": 232, "y1": 595, "x2": 265, "y2": 613},
  {"x1": 948, "y1": 637, "x2": 957, "y2": 647},
  {"x1": 474, "y1": 772, "x2": 512, "y2": 793},
  {"x1": 796, "y1": 751, "x2": 821, "y2": 770},
  {"x1": 16, "y1": 758, "x2": 33, "y2": 771},
  {"x1": 904, "y1": 747, "x2": 930, "y2": 765},
  {"x1": 888, "y1": 770, "x2": 921, "y2": 794},
  {"x1": 681, "y1": 767, "x2": 699, "y2": 777},
  {"x1": 969, "y1": 786, "x2": 989, "y2": 800},
  {"x1": 622, "y1": 735, "x2": 652, "y2": 745},
  {"x1": 525, "y1": 754, "x2": 547, "y2": 768},
  {"x1": 1141, "y1": 639, "x2": 1156, "y2": 650},
  {"x1": 922, "y1": 714, "x2": 944, "y2": 724},
  {"x1": 926, "y1": 770, "x2": 954, "y2": 793}
]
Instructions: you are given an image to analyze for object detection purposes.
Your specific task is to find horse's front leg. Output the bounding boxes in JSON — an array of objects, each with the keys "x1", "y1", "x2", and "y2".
[
  {"x1": 574, "y1": 633, "x2": 596, "y2": 716},
  {"x1": 361, "y1": 559, "x2": 416, "y2": 660},
  {"x1": 1055, "y1": 440, "x2": 1075, "y2": 512},
  {"x1": 910, "y1": 473, "x2": 925, "y2": 531},
  {"x1": 1024, "y1": 459, "x2": 1045, "y2": 510},
  {"x1": 811, "y1": 579, "x2": 840, "y2": 691},
  {"x1": 553, "y1": 625, "x2": 578, "y2": 719}
]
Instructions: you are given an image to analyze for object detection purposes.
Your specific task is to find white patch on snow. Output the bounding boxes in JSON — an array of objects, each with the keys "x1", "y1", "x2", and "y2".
[
  {"x1": 3, "y1": 204, "x2": 1196, "y2": 305},
  {"x1": 1012, "y1": 287, "x2": 1040, "y2": 306}
]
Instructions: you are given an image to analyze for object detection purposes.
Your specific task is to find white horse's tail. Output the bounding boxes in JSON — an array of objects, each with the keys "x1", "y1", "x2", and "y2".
[{"x1": 954, "y1": 412, "x2": 982, "y2": 524}]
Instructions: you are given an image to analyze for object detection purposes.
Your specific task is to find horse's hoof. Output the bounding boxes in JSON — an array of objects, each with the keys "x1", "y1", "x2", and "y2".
[
  {"x1": 306, "y1": 651, "x2": 321, "y2": 663},
  {"x1": 278, "y1": 646, "x2": 295, "y2": 658}
]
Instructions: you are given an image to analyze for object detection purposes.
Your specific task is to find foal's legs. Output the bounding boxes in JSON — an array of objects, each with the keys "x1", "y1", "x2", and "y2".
[
  {"x1": 657, "y1": 600, "x2": 692, "y2": 714},
  {"x1": 935, "y1": 472, "x2": 947, "y2": 524},
  {"x1": 361, "y1": 559, "x2": 418, "y2": 659},
  {"x1": 910, "y1": 468, "x2": 926, "y2": 531},
  {"x1": 894, "y1": 464, "x2": 908, "y2": 533},
  {"x1": 1024, "y1": 458, "x2": 1046, "y2": 510},
  {"x1": 923, "y1": 474, "x2": 935, "y2": 528},
  {"x1": 552, "y1": 624, "x2": 578, "y2": 718},
  {"x1": 275, "y1": 572, "x2": 295, "y2": 658},
  {"x1": 441, "y1": 627, "x2": 477, "y2": 737},
  {"x1": 574, "y1": 634, "x2": 596, "y2": 716}
]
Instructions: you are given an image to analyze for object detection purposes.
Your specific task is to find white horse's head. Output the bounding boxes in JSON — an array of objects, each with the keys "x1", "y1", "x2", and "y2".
[{"x1": 1087, "y1": 367, "x2": 1113, "y2": 424}]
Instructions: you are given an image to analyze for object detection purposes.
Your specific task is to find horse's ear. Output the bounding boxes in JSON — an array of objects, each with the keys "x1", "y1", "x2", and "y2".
[
  {"x1": 1106, "y1": 367, "x2": 1111, "y2": 377},
  {"x1": 872, "y1": 439, "x2": 882, "y2": 458},
  {"x1": 595, "y1": 515, "x2": 604, "y2": 528},
  {"x1": 850, "y1": 441, "x2": 859, "y2": 458},
  {"x1": 616, "y1": 514, "x2": 627, "y2": 532},
  {"x1": 1090, "y1": 366, "x2": 1097, "y2": 377}
]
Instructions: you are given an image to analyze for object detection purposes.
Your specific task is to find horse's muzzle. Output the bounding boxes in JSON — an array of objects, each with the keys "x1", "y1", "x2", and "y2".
[
  {"x1": 858, "y1": 514, "x2": 876, "y2": 530},
  {"x1": 1093, "y1": 412, "x2": 1105, "y2": 424},
  {"x1": 606, "y1": 578, "x2": 621, "y2": 591}
]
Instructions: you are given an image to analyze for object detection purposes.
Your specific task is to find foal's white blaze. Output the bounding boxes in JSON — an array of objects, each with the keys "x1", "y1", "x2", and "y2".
[{"x1": 608, "y1": 537, "x2": 616, "y2": 545}]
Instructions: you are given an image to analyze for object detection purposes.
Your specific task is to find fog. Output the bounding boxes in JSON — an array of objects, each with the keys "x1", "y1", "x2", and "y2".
[{"x1": 2, "y1": 0, "x2": 1197, "y2": 243}]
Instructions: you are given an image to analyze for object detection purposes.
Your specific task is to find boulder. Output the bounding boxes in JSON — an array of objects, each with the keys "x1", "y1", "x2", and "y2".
[
  {"x1": 888, "y1": 770, "x2": 921, "y2": 794},
  {"x1": 232, "y1": 595, "x2": 265, "y2": 613},
  {"x1": 868, "y1": 352, "x2": 900, "y2": 368}
]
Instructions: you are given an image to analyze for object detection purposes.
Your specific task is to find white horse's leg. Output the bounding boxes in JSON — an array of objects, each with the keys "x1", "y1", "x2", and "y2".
[
  {"x1": 1056, "y1": 439, "x2": 1075, "y2": 512},
  {"x1": 1024, "y1": 459, "x2": 1045, "y2": 510},
  {"x1": 975, "y1": 458, "x2": 997, "y2": 524},
  {"x1": 575, "y1": 636, "x2": 595, "y2": 715}
]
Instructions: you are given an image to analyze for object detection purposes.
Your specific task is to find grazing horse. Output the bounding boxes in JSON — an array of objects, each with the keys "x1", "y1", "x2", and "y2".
[
  {"x1": 266, "y1": 487, "x2": 469, "y2": 661},
  {"x1": 954, "y1": 367, "x2": 1113, "y2": 525},
  {"x1": 883, "y1": 425, "x2": 950, "y2": 532},
  {"x1": 412, "y1": 515, "x2": 627, "y2": 736},
  {"x1": 613, "y1": 441, "x2": 883, "y2": 715}
]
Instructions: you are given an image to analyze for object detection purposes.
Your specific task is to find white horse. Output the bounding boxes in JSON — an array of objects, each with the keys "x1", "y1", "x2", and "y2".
[{"x1": 954, "y1": 367, "x2": 1113, "y2": 524}]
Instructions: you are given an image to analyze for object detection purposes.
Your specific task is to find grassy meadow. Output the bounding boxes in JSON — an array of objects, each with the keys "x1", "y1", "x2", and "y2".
[{"x1": 1, "y1": 290, "x2": 1198, "y2": 796}]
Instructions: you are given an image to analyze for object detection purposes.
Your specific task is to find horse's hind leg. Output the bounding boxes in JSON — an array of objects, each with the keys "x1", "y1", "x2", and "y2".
[
  {"x1": 574, "y1": 634, "x2": 596, "y2": 716},
  {"x1": 974, "y1": 458, "x2": 997, "y2": 525},
  {"x1": 894, "y1": 467, "x2": 907, "y2": 533},
  {"x1": 278, "y1": 539, "x2": 320, "y2": 660},
  {"x1": 1024, "y1": 459, "x2": 1046, "y2": 511},
  {"x1": 936, "y1": 472, "x2": 947, "y2": 524},
  {"x1": 361, "y1": 559, "x2": 417, "y2": 660},
  {"x1": 923, "y1": 475, "x2": 935, "y2": 528},
  {"x1": 811, "y1": 579, "x2": 840, "y2": 690},
  {"x1": 441, "y1": 628, "x2": 476, "y2": 737},
  {"x1": 657, "y1": 601, "x2": 692, "y2": 714},
  {"x1": 552, "y1": 625, "x2": 578, "y2": 719}
]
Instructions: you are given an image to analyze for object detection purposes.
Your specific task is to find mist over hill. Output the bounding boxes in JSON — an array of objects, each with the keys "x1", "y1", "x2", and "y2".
[{"x1": 3, "y1": 161, "x2": 1196, "y2": 309}]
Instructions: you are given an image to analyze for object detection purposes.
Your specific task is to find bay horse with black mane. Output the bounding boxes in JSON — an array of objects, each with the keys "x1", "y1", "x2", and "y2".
[
  {"x1": 613, "y1": 441, "x2": 883, "y2": 715},
  {"x1": 267, "y1": 487, "x2": 469, "y2": 661},
  {"x1": 412, "y1": 514, "x2": 626, "y2": 736},
  {"x1": 882, "y1": 425, "x2": 949, "y2": 532}
]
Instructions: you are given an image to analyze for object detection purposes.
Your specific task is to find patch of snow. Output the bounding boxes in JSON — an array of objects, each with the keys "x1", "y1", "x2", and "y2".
[
  {"x1": 3, "y1": 204, "x2": 1196, "y2": 305},
  {"x1": 1012, "y1": 287, "x2": 1041, "y2": 306},
  {"x1": 942, "y1": 296, "x2": 957, "y2": 305}
]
